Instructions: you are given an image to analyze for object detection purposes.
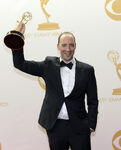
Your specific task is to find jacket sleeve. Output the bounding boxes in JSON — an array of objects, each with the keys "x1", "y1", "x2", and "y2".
[
  {"x1": 12, "y1": 48, "x2": 45, "y2": 77},
  {"x1": 86, "y1": 67, "x2": 98, "y2": 131}
]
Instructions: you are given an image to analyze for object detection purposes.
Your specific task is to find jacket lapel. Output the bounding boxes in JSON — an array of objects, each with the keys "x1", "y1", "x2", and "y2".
[
  {"x1": 66, "y1": 59, "x2": 84, "y2": 98},
  {"x1": 53, "y1": 58, "x2": 65, "y2": 99}
]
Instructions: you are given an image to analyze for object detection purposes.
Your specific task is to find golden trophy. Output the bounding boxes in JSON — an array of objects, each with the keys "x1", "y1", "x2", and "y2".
[
  {"x1": 107, "y1": 50, "x2": 121, "y2": 95},
  {"x1": 4, "y1": 12, "x2": 32, "y2": 50},
  {"x1": 38, "y1": 0, "x2": 59, "y2": 30}
]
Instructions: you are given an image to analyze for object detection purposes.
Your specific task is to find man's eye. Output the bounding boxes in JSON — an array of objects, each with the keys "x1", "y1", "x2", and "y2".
[
  {"x1": 62, "y1": 44, "x2": 66, "y2": 47},
  {"x1": 70, "y1": 44, "x2": 74, "y2": 47}
]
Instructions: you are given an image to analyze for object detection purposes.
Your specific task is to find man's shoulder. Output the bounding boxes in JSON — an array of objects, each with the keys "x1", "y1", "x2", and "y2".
[
  {"x1": 45, "y1": 56, "x2": 58, "y2": 61},
  {"x1": 76, "y1": 59, "x2": 94, "y2": 70},
  {"x1": 44, "y1": 56, "x2": 59, "y2": 64}
]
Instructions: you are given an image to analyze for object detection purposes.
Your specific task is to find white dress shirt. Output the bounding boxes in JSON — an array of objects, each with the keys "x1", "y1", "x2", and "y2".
[{"x1": 57, "y1": 58, "x2": 76, "y2": 120}]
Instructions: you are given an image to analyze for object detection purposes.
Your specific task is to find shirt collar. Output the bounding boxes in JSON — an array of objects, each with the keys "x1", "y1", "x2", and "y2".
[{"x1": 60, "y1": 57, "x2": 75, "y2": 64}]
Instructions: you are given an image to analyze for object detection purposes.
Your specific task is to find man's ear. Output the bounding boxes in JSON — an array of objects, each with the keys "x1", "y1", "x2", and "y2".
[{"x1": 57, "y1": 44, "x2": 59, "y2": 50}]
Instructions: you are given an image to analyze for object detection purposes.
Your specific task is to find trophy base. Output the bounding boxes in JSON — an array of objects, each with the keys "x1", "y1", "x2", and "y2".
[
  {"x1": 112, "y1": 88, "x2": 121, "y2": 95},
  {"x1": 4, "y1": 30, "x2": 24, "y2": 50},
  {"x1": 37, "y1": 22, "x2": 60, "y2": 30}
]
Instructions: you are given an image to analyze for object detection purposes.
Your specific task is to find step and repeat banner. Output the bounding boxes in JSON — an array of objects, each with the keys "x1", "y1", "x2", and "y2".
[{"x1": 0, "y1": 0, "x2": 121, "y2": 150}]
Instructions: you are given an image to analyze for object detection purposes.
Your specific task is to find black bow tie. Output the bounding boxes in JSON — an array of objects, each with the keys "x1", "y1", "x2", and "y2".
[{"x1": 60, "y1": 61, "x2": 73, "y2": 69}]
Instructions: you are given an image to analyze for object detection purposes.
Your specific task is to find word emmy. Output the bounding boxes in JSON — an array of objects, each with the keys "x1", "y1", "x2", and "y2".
[
  {"x1": 4, "y1": 12, "x2": 32, "y2": 50},
  {"x1": 107, "y1": 50, "x2": 121, "y2": 95},
  {"x1": 38, "y1": 0, "x2": 59, "y2": 30},
  {"x1": 105, "y1": 0, "x2": 121, "y2": 20}
]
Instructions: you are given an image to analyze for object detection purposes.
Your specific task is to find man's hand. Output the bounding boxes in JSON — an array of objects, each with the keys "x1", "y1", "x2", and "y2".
[{"x1": 14, "y1": 22, "x2": 25, "y2": 34}]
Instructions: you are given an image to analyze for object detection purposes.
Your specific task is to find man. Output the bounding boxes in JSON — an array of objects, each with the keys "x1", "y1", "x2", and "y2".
[{"x1": 11, "y1": 22, "x2": 98, "y2": 150}]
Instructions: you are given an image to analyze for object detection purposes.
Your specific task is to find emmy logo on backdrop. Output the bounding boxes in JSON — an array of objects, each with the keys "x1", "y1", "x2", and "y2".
[
  {"x1": 107, "y1": 50, "x2": 121, "y2": 95},
  {"x1": 38, "y1": 0, "x2": 60, "y2": 30},
  {"x1": 112, "y1": 130, "x2": 121, "y2": 150},
  {"x1": 105, "y1": 0, "x2": 121, "y2": 20},
  {"x1": 0, "y1": 102, "x2": 8, "y2": 107},
  {"x1": 38, "y1": 77, "x2": 46, "y2": 90},
  {"x1": 4, "y1": 12, "x2": 32, "y2": 50}
]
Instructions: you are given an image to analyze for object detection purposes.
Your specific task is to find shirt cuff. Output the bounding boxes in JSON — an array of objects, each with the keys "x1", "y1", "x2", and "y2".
[{"x1": 90, "y1": 128, "x2": 95, "y2": 132}]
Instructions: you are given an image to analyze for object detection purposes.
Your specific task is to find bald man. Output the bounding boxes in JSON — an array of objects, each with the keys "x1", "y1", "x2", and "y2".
[{"x1": 11, "y1": 22, "x2": 98, "y2": 150}]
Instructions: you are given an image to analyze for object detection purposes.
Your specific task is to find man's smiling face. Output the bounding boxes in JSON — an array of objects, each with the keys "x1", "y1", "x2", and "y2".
[{"x1": 57, "y1": 33, "x2": 76, "y2": 62}]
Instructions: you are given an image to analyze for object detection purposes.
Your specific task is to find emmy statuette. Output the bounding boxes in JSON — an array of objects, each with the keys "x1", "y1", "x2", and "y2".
[{"x1": 4, "y1": 12, "x2": 32, "y2": 50}]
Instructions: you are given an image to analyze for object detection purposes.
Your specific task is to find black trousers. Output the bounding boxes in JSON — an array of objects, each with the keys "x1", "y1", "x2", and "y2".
[{"x1": 46, "y1": 119, "x2": 91, "y2": 150}]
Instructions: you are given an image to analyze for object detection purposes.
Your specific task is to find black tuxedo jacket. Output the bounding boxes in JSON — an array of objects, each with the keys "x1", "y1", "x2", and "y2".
[{"x1": 12, "y1": 49, "x2": 98, "y2": 133}]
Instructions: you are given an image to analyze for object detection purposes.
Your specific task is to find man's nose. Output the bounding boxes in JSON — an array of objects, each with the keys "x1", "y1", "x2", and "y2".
[{"x1": 66, "y1": 45, "x2": 70, "y2": 51}]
